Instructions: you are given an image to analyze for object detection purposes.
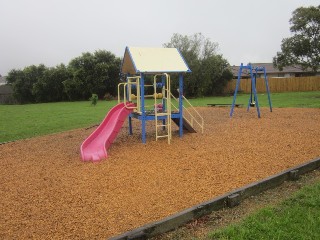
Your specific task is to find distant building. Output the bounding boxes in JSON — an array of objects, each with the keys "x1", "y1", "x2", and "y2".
[
  {"x1": 0, "y1": 76, "x2": 15, "y2": 104},
  {"x1": 230, "y1": 63, "x2": 320, "y2": 79},
  {"x1": 0, "y1": 76, "x2": 7, "y2": 85}
]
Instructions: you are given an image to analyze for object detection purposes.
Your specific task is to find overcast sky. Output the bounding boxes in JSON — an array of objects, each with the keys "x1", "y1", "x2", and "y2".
[{"x1": 0, "y1": 0, "x2": 319, "y2": 75}]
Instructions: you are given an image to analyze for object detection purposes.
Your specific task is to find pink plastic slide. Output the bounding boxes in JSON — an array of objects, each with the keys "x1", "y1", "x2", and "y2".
[{"x1": 80, "y1": 102, "x2": 135, "y2": 161}]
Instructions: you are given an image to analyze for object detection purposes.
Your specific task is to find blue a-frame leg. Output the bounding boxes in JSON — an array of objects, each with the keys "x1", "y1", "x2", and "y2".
[
  {"x1": 253, "y1": 67, "x2": 272, "y2": 113},
  {"x1": 263, "y1": 69, "x2": 273, "y2": 112},
  {"x1": 230, "y1": 64, "x2": 243, "y2": 117}
]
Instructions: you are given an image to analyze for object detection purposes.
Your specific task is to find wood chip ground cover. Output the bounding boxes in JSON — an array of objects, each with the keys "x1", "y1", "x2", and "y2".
[{"x1": 0, "y1": 107, "x2": 319, "y2": 239}]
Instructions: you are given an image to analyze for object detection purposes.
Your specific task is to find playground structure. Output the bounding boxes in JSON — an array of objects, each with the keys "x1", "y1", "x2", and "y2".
[
  {"x1": 230, "y1": 63, "x2": 272, "y2": 118},
  {"x1": 80, "y1": 47, "x2": 204, "y2": 161}
]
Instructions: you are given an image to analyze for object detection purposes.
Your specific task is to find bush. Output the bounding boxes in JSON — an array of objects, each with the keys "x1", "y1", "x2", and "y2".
[
  {"x1": 104, "y1": 92, "x2": 114, "y2": 101},
  {"x1": 89, "y1": 94, "x2": 98, "y2": 106}
]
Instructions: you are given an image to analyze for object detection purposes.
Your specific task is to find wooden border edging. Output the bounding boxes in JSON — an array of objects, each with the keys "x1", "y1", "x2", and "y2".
[
  {"x1": 109, "y1": 156, "x2": 320, "y2": 240},
  {"x1": 207, "y1": 103, "x2": 243, "y2": 107}
]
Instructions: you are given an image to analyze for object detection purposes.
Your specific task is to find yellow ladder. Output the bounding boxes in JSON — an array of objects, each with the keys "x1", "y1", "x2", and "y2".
[{"x1": 154, "y1": 73, "x2": 171, "y2": 144}]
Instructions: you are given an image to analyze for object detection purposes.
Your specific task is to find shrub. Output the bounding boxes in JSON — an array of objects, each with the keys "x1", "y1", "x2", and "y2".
[
  {"x1": 104, "y1": 92, "x2": 114, "y2": 101},
  {"x1": 89, "y1": 93, "x2": 98, "y2": 106}
]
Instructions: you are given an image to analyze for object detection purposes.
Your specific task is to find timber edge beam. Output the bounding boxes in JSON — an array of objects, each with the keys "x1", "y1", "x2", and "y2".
[
  {"x1": 207, "y1": 103, "x2": 243, "y2": 107},
  {"x1": 109, "y1": 156, "x2": 320, "y2": 240}
]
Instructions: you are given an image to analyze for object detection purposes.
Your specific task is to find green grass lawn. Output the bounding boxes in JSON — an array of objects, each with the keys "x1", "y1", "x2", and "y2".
[
  {"x1": 209, "y1": 181, "x2": 320, "y2": 240},
  {"x1": 188, "y1": 91, "x2": 320, "y2": 108},
  {"x1": 0, "y1": 91, "x2": 319, "y2": 143},
  {"x1": 0, "y1": 100, "x2": 117, "y2": 142}
]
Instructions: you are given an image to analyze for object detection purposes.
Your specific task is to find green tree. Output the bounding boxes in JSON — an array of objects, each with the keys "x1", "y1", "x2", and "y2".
[
  {"x1": 6, "y1": 69, "x2": 24, "y2": 103},
  {"x1": 62, "y1": 78, "x2": 82, "y2": 101},
  {"x1": 164, "y1": 33, "x2": 232, "y2": 97},
  {"x1": 273, "y1": 5, "x2": 320, "y2": 72},
  {"x1": 7, "y1": 64, "x2": 46, "y2": 103},
  {"x1": 65, "y1": 50, "x2": 121, "y2": 100},
  {"x1": 6, "y1": 50, "x2": 121, "y2": 103},
  {"x1": 32, "y1": 64, "x2": 70, "y2": 102},
  {"x1": 200, "y1": 55, "x2": 233, "y2": 95}
]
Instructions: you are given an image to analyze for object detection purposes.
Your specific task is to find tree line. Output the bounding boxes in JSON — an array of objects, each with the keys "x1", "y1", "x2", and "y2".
[
  {"x1": 7, "y1": 51, "x2": 120, "y2": 103},
  {"x1": 6, "y1": 33, "x2": 233, "y2": 104}
]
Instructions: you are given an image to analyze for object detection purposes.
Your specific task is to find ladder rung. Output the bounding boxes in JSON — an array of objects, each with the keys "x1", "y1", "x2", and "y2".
[
  {"x1": 156, "y1": 113, "x2": 170, "y2": 116},
  {"x1": 157, "y1": 135, "x2": 169, "y2": 138},
  {"x1": 156, "y1": 124, "x2": 168, "y2": 127}
]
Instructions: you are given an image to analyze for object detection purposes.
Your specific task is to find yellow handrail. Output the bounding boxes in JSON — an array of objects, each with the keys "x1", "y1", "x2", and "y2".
[
  {"x1": 118, "y1": 76, "x2": 141, "y2": 112},
  {"x1": 182, "y1": 95, "x2": 204, "y2": 133},
  {"x1": 170, "y1": 93, "x2": 194, "y2": 128},
  {"x1": 171, "y1": 91, "x2": 204, "y2": 134},
  {"x1": 117, "y1": 82, "x2": 137, "y2": 110},
  {"x1": 118, "y1": 82, "x2": 125, "y2": 103}
]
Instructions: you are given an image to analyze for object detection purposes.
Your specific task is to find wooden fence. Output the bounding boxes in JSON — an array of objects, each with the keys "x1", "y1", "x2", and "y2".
[{"x1": 224, "y1": 76, "x2": 320, "y2": 93}]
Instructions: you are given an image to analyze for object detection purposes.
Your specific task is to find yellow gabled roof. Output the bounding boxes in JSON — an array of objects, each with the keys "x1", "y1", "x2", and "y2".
[{"x1": 121, "y1": 47, "x2": 191, "y2": 74}]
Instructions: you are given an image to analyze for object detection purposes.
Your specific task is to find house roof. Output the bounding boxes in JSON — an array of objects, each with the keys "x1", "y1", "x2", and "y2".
[
  {"x1": 230, "y1": 63, "x2": 313, "y2": 77},
  {"x1": 121, "y1": 47, "x2": 191, "y2": 74}
]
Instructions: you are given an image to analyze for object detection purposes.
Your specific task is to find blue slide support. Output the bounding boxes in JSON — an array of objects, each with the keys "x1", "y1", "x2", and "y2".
[
  {"x1": 179, "y1": 73, "x2": 184, "y2": 137},
  {"x1": 127, "y1": 75, "x2": 133, "y2": 135},
  {"x1": 161, "y1": 75, "x2": 166, "y2": 130},
  {"x1": 140, "y1": 73, "x2": 146, "y2": 143},
  {"x1": 128, "y1": 116, "x2": 133, "y2": 135}
]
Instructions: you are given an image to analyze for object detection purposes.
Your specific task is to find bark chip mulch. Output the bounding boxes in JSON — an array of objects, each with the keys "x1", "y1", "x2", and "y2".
[{"x1": 0, "y1": 107, "x2": 319, "y2": 239}]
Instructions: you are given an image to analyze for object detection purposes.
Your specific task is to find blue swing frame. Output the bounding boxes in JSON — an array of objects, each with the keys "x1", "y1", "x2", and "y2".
[{"x1": 230, "y1": 63, "x2": 272, "y2": 118}]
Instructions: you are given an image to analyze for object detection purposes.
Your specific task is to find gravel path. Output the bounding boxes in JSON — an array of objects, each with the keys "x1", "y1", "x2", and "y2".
[{"x1": 0, "y1": 107, "x2": 319, "y2": 239}]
